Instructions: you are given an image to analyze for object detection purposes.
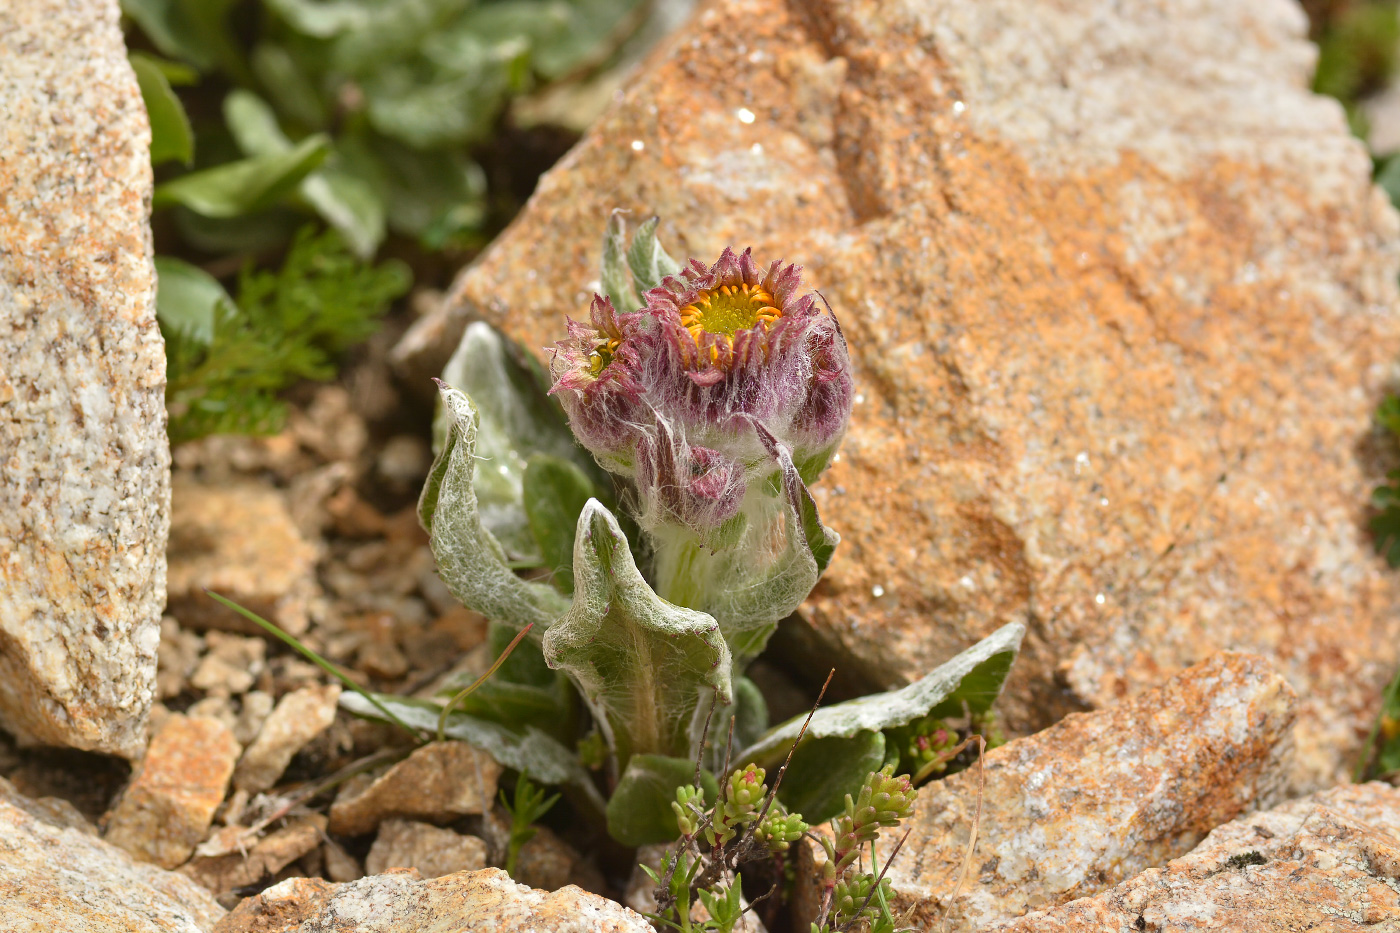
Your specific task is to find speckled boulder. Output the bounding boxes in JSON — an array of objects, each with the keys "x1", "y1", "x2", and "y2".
[
  {"x1": 0, "y1": 0, "x2": 166, "y2": 757},
  {"x1": 996, "y1": 782, "x2": 1400, "y2": 931},
  {"x1": 792, "y1": 652, "x2": 1297, "y2": 931},
  {"x1": 0, "y1": 777, "x2": 224, "y2": 932},
  {"x1": 214, "y1": 868, "x2": 652, "y2": 933},
  {"x1": 398, "y1": 0, "x2": 1400, "y2": 791}
]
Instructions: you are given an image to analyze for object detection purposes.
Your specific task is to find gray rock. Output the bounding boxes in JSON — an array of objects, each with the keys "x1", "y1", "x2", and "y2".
[
  {"x1": 996, "y1": 782, "x2": 1400, "y2": 931},
  {"x1": 232, "y1": 683, "x2": 340, "y2": 793},
  {"x1": 0, "y1": 0, "x2": 166, "y2": 757},
  {"x1": 214, "y1": 868, "x2": 652, "y2": 933},
  {"x1": 0, "y1": 776, "x2": 224, "y2": 932}
]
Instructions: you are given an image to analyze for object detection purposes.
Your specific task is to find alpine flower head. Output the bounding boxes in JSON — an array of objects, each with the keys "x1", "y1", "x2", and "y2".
[{"x1": 549, "y1": 236, "x2": 853, "y2": 548}]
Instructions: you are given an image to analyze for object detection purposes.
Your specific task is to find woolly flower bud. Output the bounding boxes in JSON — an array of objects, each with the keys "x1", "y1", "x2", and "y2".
[{"x1": 550, "y1": 244, "x2": 852, "y2": 548}]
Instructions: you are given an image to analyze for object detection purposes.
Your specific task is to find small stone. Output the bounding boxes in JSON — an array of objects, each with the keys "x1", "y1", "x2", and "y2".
[
  {"x1": 998, "y1": 782, "x2": 1400, "y2": 931},
  {"x1": 329, "y1": 741, "x2": 503, "y2": 837},
  {"x1": 290, "y1": 386, "x2": 368, "y2": 465},
  {"x1": 365, "y1": 819, "x2": 489, "y2": 878},
  {"x1": 166, "y1": 473, "x2": 321, "y2": 636},
  {"x1": 104, "y1": 714, "x2": 241, "y2": 869},
  {"x1": 181, "y1": 815, "x2": 326, "y2": 898},
  {"x1": 187, "y1": 696, "x2": 239, "y2": 736},
  {"x1": 375, "y1": 434, "x2": 433, "y2": 493},
  {"x1": 795, "y1": 652, "x2": 1298, "y2": 931},
  {"x1": 157, "y1": 617, "x2": 204, "y2": 700},
  {"x1": 0, "y1": 777, "x2": 225, "y2": 932},
  {"x1": 189, "y1": 632, "x2": 267, "y2": 696},
  {"x1": 234, "y1": 684, "x2": 342, "y2": 794},
  {"x1": 233, "y1": 691, "x2": 274, "y2": 746},
  {"x1": 213, "y1": 867, "x2": 652, "y2": 933},
  {"x1": 323, "y1": 839, "x2": 363, "y2": 883},
  {"x1": 0, "y1": 0, "x2": 167, "y2": 759}
]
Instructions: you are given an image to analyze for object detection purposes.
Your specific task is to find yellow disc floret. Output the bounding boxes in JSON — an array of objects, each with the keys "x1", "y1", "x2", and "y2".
[{"x1": 679, "y1": 284, "x2": 781, "y2": 345}]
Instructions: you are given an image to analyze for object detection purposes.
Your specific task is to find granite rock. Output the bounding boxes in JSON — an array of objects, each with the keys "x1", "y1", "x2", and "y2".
[
  {"x1": 996, "y1": 782, "x2": 1400, "y2": 931},
  {"x1": 105, "y1": 714, "x2": 240, "y2": 869},
  {"x1": 233, "y1": 684, "x2": 340, "y2": 793},
  {"x1": 166, "y1": 473, "x2": 320, "y2": 636},
  {"x1": 328, "y1": 741, "x2": 503, "y2": 837},
  {"x1": 794, "y1": 652, "x2": 1298, "y2": 930},
  {"x1": 213, "y1": 868, "x2": 652, "y2": 933},
  {"x1": 402, "y1": 0, "x2": 1400, "y2": 791},
  {"x1": 0, "y1": 0, "x2": 166, "y2": 758},
  {"x1": 364, "y1": 819, "x2": 489, "y2": 878},
  {"x1": 0, "y1": 776, "x2": 224, "y2": 932}
]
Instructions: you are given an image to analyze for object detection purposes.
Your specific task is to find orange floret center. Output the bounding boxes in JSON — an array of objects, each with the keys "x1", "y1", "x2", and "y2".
[
  {"x1": 588, "y1": 334, "x2": 622, "y2": 376},
  {"x1": 679, "y1": 284, "x2": 781, "y2": 348}
]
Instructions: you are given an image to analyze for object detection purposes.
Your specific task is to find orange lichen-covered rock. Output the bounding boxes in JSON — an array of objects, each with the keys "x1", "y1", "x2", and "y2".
[
  {"x1": 793, "y1": 653, "x2": 1297, "y2": 930},
  {"x1": 996, "y1": 782, "x2": 1400, "y2": 932},
  {"x1": 399, "y1": 0, "x2": 1400, "y2": 791}
]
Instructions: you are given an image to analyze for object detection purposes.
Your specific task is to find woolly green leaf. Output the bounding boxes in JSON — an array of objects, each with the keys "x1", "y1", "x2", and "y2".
[
  {"x1": 542, "y1": 500, "x2": 732, "y2": 769},
  {"x1": 777, "y1": 730, "x2": 886, "y2": 824},
  {"x1": 130, "y1": 53, "x2": 193, "y2": 167},
  {"x1": 437, "y1": 323, "x2": 589, "y2": 561},
  {"x1": 337, "y1": 691, "x2": 603, "y2": 814},
  {"x1": 625, "y1": 215, "x2": 680, "y2": 295},
  {"x1": 606, "y1": 754, "x2": 719, "y2": 847},
  {"x1": 154, "y1": 256, "x2": 230, "y2": 344},
  {"x1": 523, "y1": 454, "x2": 598, "y2": 595},
  {"x1": 601, "y1": 210, "x2": 642, "y2": 312},
  {"x1": 420, "y1": 383, "x2": 572, "y2": 633},
  {"x1": 154, "y1": 135, "x2": 330, "y2": 217},
  {"x1": 669, "y1": 426, "x2": 835, "y2": 668},
  {"x1": 739, "y1": 621, "x2": 1025, "y2": 767}
]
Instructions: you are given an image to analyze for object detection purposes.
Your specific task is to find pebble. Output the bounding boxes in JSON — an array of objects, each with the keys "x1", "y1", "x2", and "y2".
[
  {"x1": 365, "y1": 819, "x2": 489, "y2": 878},
  {"x1": 329, "y1": 741, "x2": 503, "y2": 837},
  {"x1": 233, "y1": 684, "x2": 342, "y2": 794},
  {"x1": 104, "y1": 714, "x2": 241, "y2": 870}
]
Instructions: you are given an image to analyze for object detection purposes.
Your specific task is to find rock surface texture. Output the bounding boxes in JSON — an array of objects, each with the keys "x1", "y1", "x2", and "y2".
[
  {"x1": 794, "y1": 652, "x2": 1298, "y2": 930},
  {"x1": 0, "y1": 777, "x2": 224, "y2": 932},
  {"x1": 328, "y1": 741, "x2": 503, "y2": 837},
  {"x1": 997, "y1": 782, "x2": 1400, "y2": 931},
  {"x1": 402, "y1": 0, "x2": 1400, "y2": 790},
  {"x1": 213, "y1": 868, "x2": 653, "y2": 933},
  {"x1": 0, "y1": 0, "x2": 166, "y2": 757},
  {"x1": 104, "y1": 714, "x2": 240, "y2": 869}
]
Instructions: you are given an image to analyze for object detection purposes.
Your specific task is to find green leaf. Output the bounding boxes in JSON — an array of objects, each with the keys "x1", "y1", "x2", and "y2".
[
  {"x1": 154, "y1": 256, "x2": 231, "y2": 344},
  {"x1": 421, "y1": 383, "x2": 573, "y2": 632},
  {"x1": 335, "y1": 132, "x2": 485, "y2": 244},
  {"x1": 337, "y1": 690, "x2": 605, "y2": 815},
  {"x1": 460, "y1": 0, "x2": 645, "y2": 82},
  {"x1": 1372, "y1": 474, "x2": 1400, "y2": 568},
  {"x1": 263, "y1": 0, "x2": 375, "y2": 37},
  {"x1": 224, "y1": 90, "x2": 385, "y2": 257},
  {"x1": 541, "y1": 500, "x2": 733, "y2": 769},
  {"x1": 250, "y1": 43, "x2": 329, "y2": 130},
  {"x1": 606, "y1": 754, "x2": 719, "y2": 847},
  {"x1": 738, "y1": 621, "x2": 1026, "y2": 767},
  {"x1": 437, "y1": 322, "x2": 593, "y2": 561},
  {"x1": 121, "y1": 0, "x2": 248, "y2": 80},
  {"x1": 777, "y1": 731, "x2": 886, "y2": 825},
  {"x1": 601, "y1": 210, "x2": 641, "y2": 312},
  {"x1": 626, "y1": 215, "x2": 680, "y2": 295},
  {"x1": 130, "y1": 53, "x2": 193, "y2": 167},
  {"x1": 523, "y1": 454, "x2": 598, "y2": 595},
  {"x1": 154, "y1": 135, "x2": 331, "y2": 218}
]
